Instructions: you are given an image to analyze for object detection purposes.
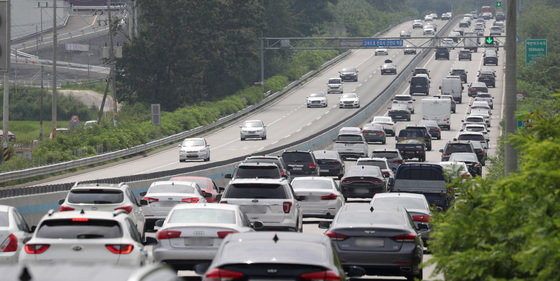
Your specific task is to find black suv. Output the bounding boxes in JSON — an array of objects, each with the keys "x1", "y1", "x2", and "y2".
[
  {"x1": 397, "y1": 125, "x2": 432, "y2": 151},
  {"x1": 243, "y1": 155, "x2": 291, "y2": 180},
  {"x1": 450, "y1": 69, "x2": 468, "y2": 84},
  {"x1": 225, "y1": 162, "x2": 285, "y2": 180},
  {"x1": 312, "y1": 150, "x2": 345, "y2": 179},
  {"x1": 439, "y1": 140, "x2": 475, "y2": 161},
  {"x1": 435, "y1": 47, "x2": 450, "y2": 60},
  {"x1": 412, "y1": 67, "x2": 430, "y2": 78},
  {"x1": 483, "y1": 49, "x2": 498, "y2": 66},
  {"x1": 477, "y1": 69, "x2": 496, "y2": 88},
  {"x1": 409, "y1": 74, "x2": 430, "y2": 95},
  {"x1": 468, "y1": 81, "x2": 489, "y2": 97},
  {"x1": 281, "y1": 151, "x2": 319, "y2": 177},
  {"x1": 339, "y1": 67, "x2": 358, "y2": 82}
]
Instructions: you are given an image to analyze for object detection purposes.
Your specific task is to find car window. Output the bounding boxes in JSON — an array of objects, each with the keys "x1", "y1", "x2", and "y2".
[
  {"x1": 181, "y1": 139, "x2": 205, "y2": 147},
  {"x1": 394, "y1": 96, "x2": 411, "y2": 101},
  {"x1": 36, "y1": 219, "x2": 123, "y2": 239},
  {"x1": 446, "y1": 144, "x2": 473, "y2": 153},
  {"x1": 397, "y1": 167, "x2": 444, "y2": 180},
  {"x1": 459, "y1": 135, "x2": 485, "y2": 141},
  {"x1": 244, "y1": 121, "x2": 263, "y2": 128},
  {"x1": 372, "y1": 151, "x2": 398, "y2": 158},
  {"x1": 125, "y1": 217, "x2": 142, "y2": 243},
  {"x1": 124, "y1": 188, "x2": 140, "y2": 206},
  {"x1": 356, "y1": 160, "x2": 387, "y2": 169},
  {"x1": 149, "y1": 185, "x2": 195, "y2": 194},
  {"x1": 282, "y1": 153, "x2": 312, "y2": 163},
  {"x1": 168, "y1": 208, "x2": 236, "y2": 224},
  {"x1": 336, "y1": 135, "x2": 363, "y2": 142},
  {"x1": 225, "y1": 184, "x2": 287, "y2": 199},
  {"x1": 68, "y1": 189, "x2": 124, "y2": 204},
  {"x1": 235, "y1": 166, "x2": 281, "y2": 179},
  {"x1": 13, "y1": 209, "x2": 30, "y2": 232}
]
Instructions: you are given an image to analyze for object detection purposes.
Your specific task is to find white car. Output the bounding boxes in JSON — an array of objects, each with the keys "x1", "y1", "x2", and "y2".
[
  {"x1": 372, "y1": 116, "x2": 395, "y2": 136},
  {"x1": 424, "y1": 14, "x2": 433, "y2": 21},
  {"x1": 20, "y1": 210, "x2": 154, "y2": 266},
  {"x1": 473, "y1": 92, "x2": 494, "y2": 109},
  {"x1": 423, "y1": 26, "x2": 435, "y2": 35},
  {"x1": 374, "y1": 48, "x2": 388, "y2": 56},
  {"x1": 327, "y1": 77, "x2": 343, "y2": 94},
  {"x1": 290, "y1": 177, "x2": 344, "y2": 218},
  {"x1": 441, "y1": 38, "x2": 454, "y2": 48},
  {"x1": 439, "y1": 161, "x2": 472, "y2": 181},
  {"x1": 338, "y1": 93, "x2": 360, "y2": 108},
  {"x1": 456, "y1": 131, "x2": 488, "y2": 149},
  {"x1": 380, "y1": 59, "x2": 397, "y2": 75},
  {"x1": 58, "y1": 182, "x2": 146, "y2": 239},
  {"x1": 469, "y1": 108, "x2": 491, "y2": 127},
  {"x1": 469, "y1": 101, "x2": 492, "y2": 115},
  {"x1": 400, "y1": 30, "x2": 411, "y2": 38},
  {"x1": 404, "y1": 45, "x2": 417, "y2": 55},
  {"x1": 152, "y1": 204, "x2": 259, "y2": 271},
  {"x1": 461, "y1": 123, "x2": 490, "y2": 142},
  {"x1": 141, "y1": 181, "x2": 208, "y2": 231},
  {"x1": 306, "y1": 92, "x2": 328, "y2": 108},
  {"x1": 0, "y1": 205, "x2": 33, "y2": 264},
  {"x1": 392, "y1": 94, "x2": 415, "y2": 114},
  {"x1": 179, "y1": 137, "x2": 210, "y2": 162},
  {"x1": 412, "y1": 19, "x2": 423, "y2": 29},
  {"x1": 239, "y1": 119, "x2": 267, "y2": 140}
]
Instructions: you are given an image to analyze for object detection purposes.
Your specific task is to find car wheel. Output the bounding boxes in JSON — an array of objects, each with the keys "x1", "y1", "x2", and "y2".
[
  {"x1": 407, "y1": 116, "x2": 411, "y2": 121},
  {"x1": 179, "y1": 159, "x2": 185, "y2": 163},
  {"x1": 382, "y1": 139, "x2": 386, "y2": 144},
  {"x1": 204, "y1": 155, "x2": 210, "y2": 162},
  {"x1": 437, "y1": 135, "x2": 441, "y2": 140},
  {"x1": 262, "y1": 135, "x2": 267, "y2": 140},
  {"x1": 420, "y1": 156, "x2": 426, "y2": 162},
  {"x1": 406, "y1": 270, "x2": 423, "y2": 281},
  {"x1": 240, "y1": 137, "x2": 245, "y2": 141}
]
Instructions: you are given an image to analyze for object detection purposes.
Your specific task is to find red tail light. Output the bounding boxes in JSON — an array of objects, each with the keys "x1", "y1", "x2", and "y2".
[
  {"x1": 320, "y1": 194, "x2": 337, "y2": 200},
  {"x1": 157, "y1": 230, "x2": 181, "y2": 240},
  {"x1": 114, "y1": 206, "x2": 133, "y2": 213},
  {"x1": 71, "y1": 218, "x2": 89, "y2": 222},
  {"x1": 393, "y1": 159, "x2": 403, "y2": 164},
  {"x1": 326, "y1": 232, "x2": 348, "y2": 241},
  {"x1": 105, "y1": 244, "x2": 134, "y2": 254},
  {"x1": 382, "y1": 171, "x2": 390, "y2": 177},
  {"x1": 144, "y1": 197, "x2": 159, "y2": 204},
  {"x1": 308, "y1": 163, "x2": 316, "y2": 170},
  {"x1": 24, "y1": 244, "x2": 50, "y2": 254},
  {"x1": 280, "y1": 171, "x2": 286, "y2": 176},
  {"x1": 301, "y1": 270, "x2": 341, "y2": 281},
  {"x1": 474, "y1": 163, "x2": 481, "y2": 169},
  {"x1": 217, "y1": 231, "x2": 238, "y2": 238},
  {"x1": 283, "y1": 202, "x2": 292, "y2": 213},
  {"x1": 59, "y1": 206, "x2": 75, "y2": 212},
  {"x1": 182, "y1": 198, "x2": 199, "y2": 203},
  {"x1": 392, "y1": 233, "x2": 417, "y2": 242},
  {"x1": 362, "y1": 130, "x2": 368, "y2": 134},
  {"x1": 205, "y1": 268, "x2": 244, "y2": 281},
  {"x1": 219, "y1": 201, "x2": 228, "y2": 204},
  {"x1": 408, "y1": 101, "x2": 413, "y2": 104},
  {"x1": 442, "y1": 153, "x2": 450, "y2": 158},
  {"x1": 394, "y1": 261, "x2": 412, "y2": 265},
  {"x1": 412, "y1": 215, "x2": 431, "y2": 222},
  {"x1": 0, "y1": 234, "x2": 18, "y2": 252},
  {"x1": 435, "y1": 127, "x2": 440, "y2": 131},
  {"x1": 377, "y1": 131, "x2": 384, "y2": 135},
  {"x1": 393, "y1": 101, "x2": 398, "y2": 103}
]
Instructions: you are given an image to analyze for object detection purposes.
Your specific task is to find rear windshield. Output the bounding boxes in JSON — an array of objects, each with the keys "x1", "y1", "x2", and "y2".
[
  {"x1": 282, "y1": 153, "x2": 312, "y2": 163},
  {"x1": 466, "y1": 126, "x2": 484, "y2": 132},
  {"x1": 399, "y1": 130, "x2": 423, "y2": 138},
  {"x1": 372, "y1": 152, "x2": 398, "y2": 158},
  {"x1": 225, "y1": 184, "x2": 287, "y2": 199},
  {"x1": 0, "y1": 211, "x2": 8, "y2": 227},
  {"x1": 149, "y1": 185, "x2": 195, "y2": 194},
  {"x1": 396, "y1": 166, "x2": 444, "y2": 180},
  {"x1": 244, "y1": 158, "x2": 282, "y2": 169},
  {"x1": 458, "y1": 135, "x2": 485, "y2": 141},
  {"x1": 68, "y1": 189, "x2": 124, "y2": 204},
  {"x1": 394, "y1": 96, "x2": 412, "y2": 101},
  {"x1": 356, "y1": 160, "x2": 387, "y2": 170},
  {"x1": 36, "y1": 219, "x2": 122, "y2": 239},
  {"x1": 372, "y1": 197, "x2": 426, "y2": 210},
  {"x1": 235, "y1": 166, "x2": 281, "y2": 179},
  {"x1": 446, "y1": 144, "x2": 473, "y2": 153},
  {"x1": 477, "y1": 93, "x2": 491, "y2": 98},
  {"x1": 336, "y1": 135, "x2": 363, "y2": 142},
  {"x1": 411, "y1": 77, "x2": 427, "y2": 84},
  {"x1": 168, "y1": 209, "x2": 236, "y2": 224}
]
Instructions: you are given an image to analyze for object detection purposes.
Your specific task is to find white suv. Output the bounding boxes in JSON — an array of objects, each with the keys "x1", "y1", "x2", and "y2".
[
  {"x1": 332, "y1": 130, "x2": 369, "y2": 160},
  {"x1": 219, "y1": 178, "x2": 303, "y2": 232},
  {"x1": 392, "y1": 94, "x2": 415, "y2": 114},
  {"x1": 20, "y1": 210, "x2": 155, "y2": 266},
  {"x1": 58, "y1": 182, "x2": 146, "y2": 238},
  {"x1": 327, "y1": 77, "x2": 343, "y2": 94}
]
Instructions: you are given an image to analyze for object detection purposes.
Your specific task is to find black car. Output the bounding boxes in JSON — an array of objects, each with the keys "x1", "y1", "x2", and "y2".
[
  {"x1": 450, "y1": 69, "x2": 468, "y2": 84},
  {"x1": 371, "y1": 148, "x2": 404, "y2": 172},
  {"x1": 470, "y1": 140, "x2": 487, "y2": 166},
  {"x1": 339, "y1": 165, "x2": 387, "y2": 199},
  {"x1": 468, "y1": 81, "x2": 489, "y2": 97},
  {"x1": 361, "y1": 123, "x2": 386, "y2": 144},
  {"x1": 339, "y1": 67, "x2": 358, "y2": 82},
  {"x1": 483, "y1": 49, "x2": 498, "y2": 66},
  {"x1": 281, "y1": 151, "x2": 319, "y2": 177},
  {"x1": 312, "y1": 150, "x2": 345, "y2": 179},
  {"x1": 458, "y1": 49, "x2": 472, "y2": 61},
  {"x1": 396, "y1": 140, "x2": 426, "y2": 162},
  {"x1": 388, "y1": 104, "x2": 411, "y2": 121},
  {"x1": 225, "y1": 162, "x2": 284, "y2": 180},
  {"x1": 439, "y1": 140, "x2": 475, "y2": 161},
  {"x1": 397, "y1": 126, "x2": 432, "y2": 151},
  {"x1": 477, "y1": 69, "x2": 496, "y2": 88},
  {"x1": 243, "y1": 155, "x2": 291, "y2": 180},
  {"x1": 435, "y1": 47, "x2": 450, "y2": 60},
  {"x1": 417, "y1": 119, "x2": 441, "y2": 140},
  {"x1": 409, "y1": 74, "x2": 430, "y2": 95}
]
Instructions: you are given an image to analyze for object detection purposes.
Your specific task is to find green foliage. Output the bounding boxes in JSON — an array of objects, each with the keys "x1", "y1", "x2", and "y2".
[{"x1": 60, "y1": 81, "x2": 107, "y2": 93}]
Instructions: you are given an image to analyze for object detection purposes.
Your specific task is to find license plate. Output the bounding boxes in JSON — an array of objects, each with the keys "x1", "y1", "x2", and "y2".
[
  {"x1": 243, "y1": 205, "x2": 267, "y2": 214},
  {"x1": 185, "y1": 238, "x2": 212, "y2": 247},
  {"x1": 355, "y1": 238, "x2": 384, "y2": 247},
  {"x1": 354, "y1": 188, "x2": 369, "y2": 194},
  {"x1": 292, "y1": 167, "x2": 302, "y2": 171},
  {"x1": 320, "y1": 169, "x2": 330, "y2": 173}
]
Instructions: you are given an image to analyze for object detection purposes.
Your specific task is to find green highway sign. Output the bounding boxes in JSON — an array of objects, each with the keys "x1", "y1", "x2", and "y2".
[
  {"x1": 486, "y1": 36, "x2": 494, "y2": 44},
  {"x1": 526, "y1": 39, "x2": 547, "y2": 65}
]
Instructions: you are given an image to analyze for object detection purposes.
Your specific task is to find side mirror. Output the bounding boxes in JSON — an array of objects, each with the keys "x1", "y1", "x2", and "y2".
[
  {"x1": 439, "y1": 86, "x2": 441, "y2": 89},
  {"x1": 224, "y1": 173, "x2": 233, "y2": 179},
  {"x1": 215, "y1": 194, "x2": 222, "y2": 202},
  {"x1": 251, "y1": 221, "x2": 264, "y2": 230},
  {"x1": 144, "y1": 237, "x2": 158, "y2": 245},
  {"x1": 194, "y1": 263, "x2": 211, "y2": 276},
  {"x1": 204, "y1": 192, "x2": 213, "y2": 198},
  {"x1": 30, "y1": 226, "x2": 37, "y2": 233},
  {"x1": 155, "y1": 219, "x2": 165, "y2": 228},
  {"x1": 139, "y1": 192, "x2": 146, "y2": 196},
  {"x1": 23, "y1": 237, "x2": 32, "y2": 244},
  {"x1": 439, "y1": 149, "x2": 444, "y2": 153},
  {"x1": 140, "y1": 199, "x2": 148, "y2": 206},
  {"x1": 218, "y1": 186, "x2": 226, "y2": 192},
  {"x1": 318, "y1": 221, "x2": 331, "y2": 229},
  {"x1": 58, "y1": 199, "x2": 65, "y2": 205}
]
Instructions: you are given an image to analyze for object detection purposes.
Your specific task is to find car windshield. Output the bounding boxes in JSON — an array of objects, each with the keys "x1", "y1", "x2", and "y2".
[
  {"x1": 182, "y1": 139, "x2": 205, "y2": 147},
  {"x1": 374, "y1": 117, "x2": 392, "y2": 123},
  {"x1": 446, "y1": 144, "x2": 473, "y2": 153},
  {"x1": 466, "y1": 126, "x2": 484, "y2": 132},
  {"x1": 36, "y1": 219, "x2": 122, "y2": 239},
  {"x1": 372, "y1": 197, "x2": 426, "y2": 210},
  {"x1": 394, "y1": 96, "x2": 411, "y2": 101},
  {"x1": 282, "y1": 152, "x2": 311, "y2": 163},
  {"x1": 342, "y1": 93, "x2": 356, "y2": 99},
  {"x1": 328, "y1": 79, "x2": 341, "y2": 84},
  {"x1": 458, "y1": 134, "x2": 485, "y2": 142},
  {"x1": 466, "y1": 117, "x2": 484, "y2": 122},
  {"x1": 224, "y1": 184, "x2": 287, "y2": 199},
  {"x1": 291, "y1": 179, "x2": 332, "y2": 190},
  {"x1": 68, "y1": 189, "x2": 124, "y2": 204},
  {"x1": 411, "y1": 77, "x2": 426, "y2": 83},
  {"x1": 149, "y1": 185, "x2": 195, "y2": 194},
  {"x1": 450, "y1": 153, "x2": 478, "y2": 162},
  {"x1": 336, "y1": 134, "x2": 363, "y2": 142},
  {"x1": 167, "y1": 209, "x2": 236, "y2": 224},
  {"x1": 243, "y1": 121, "x2": 262, "y2": 128}
]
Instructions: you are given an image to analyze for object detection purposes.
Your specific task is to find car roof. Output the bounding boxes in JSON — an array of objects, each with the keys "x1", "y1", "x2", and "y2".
[
  {"x1": 334, "y1": 205, "x2": 409, "y2": 228},
  {"x1": 150, "y1": 180, "x2": 198, "y2": 187},
  {"x1": 291, "y1": 176, "x2": 334, "y2": 183},
  {"x1": 345, "y1": 165, "x2": 382, "y2": 176}
]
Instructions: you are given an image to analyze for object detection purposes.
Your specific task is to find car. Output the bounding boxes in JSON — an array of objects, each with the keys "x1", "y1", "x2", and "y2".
[
  {"x1": 224, "y1": 162, "x2": 285, "y2": 181},
  {"x1": 333, "y1": 130, "x2": 369, "y2": 160},
  {"x1": 20, "y1": 209, "x2": 155, "y2": 266},
  {"x1": 140, "y1": 181, "x2": 208, "y2": 231},
  {"x1": 426, "y1": 22, "x2": 437, "y2": 32},
  {"x1": 489, "y1": 26, "x2": 502, "y2": 36},
  {"x1": 412, "y1": 67, "x2": 430, "y2": 78},
  {"x1": 469, "y1": 108, "x2": 491, "y2": 127},
  {"x1": 239, "y1": 120, "x2": 266, "y2": 140},
  {"x1": 178, "y1": 137, "x2": 210, "y2": 162},
  {"x1": 0, "y1": 205, "x2": 32, "y2": 264},
  {"x1": 372, "y1": 116, "x2": 395, "y2": 136},
  {"x1": 439, "y1": 161, "x2": 471, "y2": 182},
  {"x1": 468, "y1": 81, "x2": 489, "y2": 97},
  {"x1": 423, "y1": 26, "x2": 435, "y2": 35},
  {"x1": 291, "y1": 177, "x2": 345, "y2": 218},
  {"x1": 0, "y1": 130, "x2": 17, "y2": 142},
  {"x1": 439, "y1": 140, "x2": 475, "y2": 161},
  {"x1": 409, "y1": 74, "x2": 430, "y2": 95},
  {"x1": 312, "y1": 150, "x2": 345, "y2": 179},
  {"x1": 370, "y1": 193, "x2": 432, "y2": 244},
  {"x1": 371, "y1": 148, "x2": 404, "y2": 172},
  {"x1": 392, "y1": 94, "x2": 415, "y2": 113},
  {"x1": 281, "y1": 150, "x2": 319, "y2": 177},
  {"x1": 169, "y1": 176, "x2": 222, "y2": 203},
  {"x1": 219, "y1": 178, "x2": 303, "y2": 232},
  {"x1": 456, "y1": 131, "x2": 488, "y2": 149},
  {"x1": 361, "y1": 123, "x2": 386, "y2": 144},
  {"x1": 453, "y1": 28, "x2": 464, "y2": 36},
  {"x1": 440, "y1": 75, "x2": 464, "y2": 103},
  {"x1": 396, "y1": 139, "x2": 426, "y2": 162},
  {"x1": 496, "y1": 12, "x2": 506, "y2": 21},
  {"x1": 449, "y1": 31, "x2": 462, "y2": 42},
  {"x1": 339, "y1": 67, "x2": 358, "y2": 82},
  {"x1": 338, "y1": 93, "x2": 360, "y2": 108},
  {"x1": 441, "y1": 38, "x2": 454, "y2": 48},
  {"x1": 449, "y1": 152, "x2": 482, "y2": 177},
  {"x1": 327, "y1": 77, "x2": 343, "y2": 94},
  {"x1": 435, "y1": 47, "x2": 449, "y2": 60},
  {"x1": 418, "y1": 119, "x2": 441, "y2": 140},
  {"x1": 441, "y1": 12, "x2": 452, "y2": 20},
  {"x1": 380, "y1": 59, "x2": 397, "y2": 75},
  {"x1": 412, "y1": 19, "x2": 423, "y2": 29},
  {"x1": 459, "y1": 19, "x2": 470, "y2": 28},
  {"x1": 403, "y1": 45, "x2": 417, "y2": 55},
  {"x1": 469, "y1": 101, "x2": 492, "y2": 115},
  {"x1": 152, "y1": 203, "x2": 258, "y2": 270},
  {"x1": 83, "y1": 120, "x2": 97, "y2": 128},
  {"x1": 320, "y1": 205, "x2": 424, "y2": 280},
  {"x1": 462, "y1": 115, "x2": 488, "y2": 128},
  {"x1": 474, "y1": 92, "x2": 494, "y2": 109},
  {"x1": 58, "y1": 182, "x2": 146, "y2": 238},
  {"x1": 400, "y1": 30, "x2": 411, "y2": 38},
  {"x1": 374, "y1": 48, "x2": 388, "y2": 56},
  {"x1": 477, "y1": 69, "x2": 496, "y2": 88},
  {"x1": 483, "y1": 49, "x2": 499, "y2": 65},
  {"x1": 470, "y1": 140, "x2": 488, "y2": 166},
  {"x1": 55, "y1": 128, "x2": 70, "y2": 135},
  {"x1": 401, "y1": 125, "x2": 432, "y2": 151},
  {"x1": 306, "y1": 92, "x2": 328, "y2": 108},
  {"x1": 424, "y1": 14, "x2": 433, "y2": 21},
  {"x1": 450, "y1": 69, "x2": 468, "y2": 83},
  {"x1": 356, "y1": 157, "x2": 395, "y2": 187},
  {"x1": 197, "y1": 232, "x2": 350, "y2": 281},
  {"x1": 242, "y1": 155, "x2": 291, "y2": 181},
  {"x1": 339, "y1": 165, "x2": 387, "y2": 199},
  {"x1": 461, "y1": 123, "x2": 490, "y2": 142},
  {"x1": 474, "y1": 25, "x2": 485, "y2": 36},
  {"x1": 387, "y1": 103, "x2": 411, "y2": 121}
]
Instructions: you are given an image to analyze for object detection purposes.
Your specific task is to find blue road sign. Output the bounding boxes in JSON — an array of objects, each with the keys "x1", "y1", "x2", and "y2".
[{"x1": 363, "y1": 39, "x2": 404, "y2": 47}]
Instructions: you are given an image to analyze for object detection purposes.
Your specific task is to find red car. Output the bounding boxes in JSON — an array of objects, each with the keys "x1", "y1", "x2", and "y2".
[{"x1": 169, "y1": 176, "x2": 221, "y2": 203}]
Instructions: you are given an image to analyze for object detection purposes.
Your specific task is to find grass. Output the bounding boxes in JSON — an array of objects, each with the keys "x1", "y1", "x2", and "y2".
[
  {"x1": 2, "y1": 121, "x2": 69, "y2": 145},
  {"x1": 60, "y1": 81, "x2": 107, "y2": 94}
]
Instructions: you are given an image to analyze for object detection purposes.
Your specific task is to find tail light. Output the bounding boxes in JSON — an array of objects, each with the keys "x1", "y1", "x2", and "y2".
[
  {"x1": 283, "y1": 202, "x2": 292, "y2": 213},
  {"x1": 474, "y1": 163, "x2": 481, "y2": 169},
  {"x1": 393, "y1": 159, "x2": 403, "y2": 164},
  {"x1": 301, "y1": 270, "x2": 340, "y2": 281},
  {"x1": 408, "y1": 101, "x2": 413, "y2": 104},
  {"x1": 217, "y1": 231, "x2": 238, "y2": 238},
  {"x1": 219, "y1": 201, "x2": 228, "y2": 204},
  {"x1": 382, "y1": 171, "x2": 391, "y2": 178},
  {"x1": 320, "y1": 194, "x2": 337, "y2": 200},
  {"x1": 182, "y1": 198, "x2": 199, "y2": 203},
  {"x1": 394, "y1": 261, "x2": 412, "y2": 265},
  {"x1": 0, "y1": 234, "x2": 18, "y2": 252},
  {"x1": 442, "y1": 153, "x2": 450, "y2": 158},
  {"x1": 205, "y1": 268, "x2": 244, "y2": 281},
  {"x1": 362, "y1": 130, "x2": 368, "y2": 134},
  {"x1": 105, "y1": 244, "x2": 134, "y2": 254},
  {"x1": 326, "y1": 232, "x2": 348, "y2": 241},
  {"x1": 435, "y1": 127, "x2": 440, "y2": 131},
  {"x1": 144, "y1": 197, "x2": 159, "y2": 204},
  {"x1": 59, "y1": 206, "x2": 75, "y2": 212},
  {"x1": 114, "y1": 206, "x2": 133, "y2": 213},
  {"x1": 377, "y1": 131, "x2": 384, "y2": 135},
  {"x1": 412, "y1": 215, "x2": 431, "y2": 222},
  {"x1": 24, "y1": 244, "x2": 50, "y2": 254},
  {"x1": 72, "y1": 218, "x2": 89, "y2": 222},
  {"x1": 417, "y1": 150, "x2": 424, "y2": 154},
  {"x1": 157, "y1": 230, "x2": 181, "y2": 240},
  {"x1": 308, "y1": 163, "x2": 316, "y2": 170},
  {"x1": 392, "y1": 233, "x2": 417, "y2": 242},
  {"x1": 280, "y1": 171, "x2": 286, "y2": 176},
  {"x1": 393, "y1": 100, "x2": 398, "y2": 103}
]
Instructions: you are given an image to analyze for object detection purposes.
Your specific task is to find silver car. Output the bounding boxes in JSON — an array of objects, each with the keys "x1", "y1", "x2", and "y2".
[
  {"x1": 0, "y1": 205, "x2": 32, "y2": 264},
  {"x1": 178, "y1": 137, "x2": 210, "y2": 162},
  {"x1": 290, "y1": 177, "x2": 345, "y2": 219},
  {"x1": 153, "y1": 204, "x2": 259, "y2": 270},
  {"x1": 306, "y1": 92, "x2": 328, "y2": 108},
  {"x1": 338, "y1": 93, "x2": 360, "y2": 108},
  {"x1": 239, "y1": 120, "x2": 267, "y2": 141},
  {"x1": 380, "y1": 59, "x2": 397, "y2": 75},
  {"x1": 320, "y1": 205, "x2": 424, "y2": 280}
]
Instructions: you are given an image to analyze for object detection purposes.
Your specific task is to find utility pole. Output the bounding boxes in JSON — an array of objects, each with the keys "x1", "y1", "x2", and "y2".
[
  {"x1": 1, "y1": 0, "x2": 10, "y2": 162},
  {"x1": 37, "y1": 2, "x2": 48, "y2": 140},
  {"x1": 504, "y1": 0, "x2": 517, "y2": 174},
  {"x1": 108, "y1": 0, "x2": 117, "y2": 127},
  {"x1": 51, "y1": 0, "x2": 58, "y2": 136}
]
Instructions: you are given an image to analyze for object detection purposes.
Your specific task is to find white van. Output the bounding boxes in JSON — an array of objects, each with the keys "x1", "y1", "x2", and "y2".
[
  {"x1": 439, "y1": 76, "x2": 464, "y2": 104},
  {"x1": 421, "y1": 98, "x2": 451, "y2": 130}
]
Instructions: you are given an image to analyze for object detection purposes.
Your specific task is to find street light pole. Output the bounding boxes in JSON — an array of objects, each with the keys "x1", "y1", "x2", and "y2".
[
  {"x1": 504, "y1": 0, "x2": 518, "y2": 174},
  {"x1": 51, "y1": 0, "x2": 58, "y2": 136}
]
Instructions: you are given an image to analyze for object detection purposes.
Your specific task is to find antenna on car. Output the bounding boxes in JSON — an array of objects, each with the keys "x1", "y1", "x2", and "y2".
[
  {"x1": 273, "y1": 234, "x2": 279, "y2": 243},
  {"x1": 19, "y1": 266, "x2": 32, "y2": 281},
  {"x1": 370, "y1": 206, "x2": 374, "y2": 212}
]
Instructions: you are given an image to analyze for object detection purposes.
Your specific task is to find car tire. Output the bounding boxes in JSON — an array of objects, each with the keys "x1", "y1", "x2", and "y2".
[
  {"x1": 179, "y1": 159, "x2": 185, "y2": 163},
  {"x1": 240, "y1": 137, "x2": 245, "y2": 141},
  {"x1": 406, "y1": 270, "x2": 423, "y2": 281},
  {"x1": 437, "y1": 135, "x2": 441, "y2": 140},
  {"x1": 262, "y1": 135, "x2": 267, "y2": 140},
  {"x1": 382, "y1": 139, "x2": 386, "y2": 145},
  {"x1": 420, "y1": 156, "x2": 426, "y2": 162},
  {"x1": 204, "y1": 155, "x2": 210, "y2": 162},
  {"x1": 407, "y1": 116, "x2": 411, "y2": 121}
]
